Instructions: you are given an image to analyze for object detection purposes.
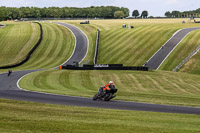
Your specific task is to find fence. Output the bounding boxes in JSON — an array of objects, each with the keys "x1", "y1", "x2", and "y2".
[
  {"x1": 62, "y1": 64, "x2": 149, "y2": 71},
  {"x1": 94, "y1": 29, "x2": 100, "y2": 64},
  {"x1": 173, "y1": 45, "x2": 200, "y2": 72},
  {"x1": 21, "y1": 18, "x2": 105, "y2": 21}
]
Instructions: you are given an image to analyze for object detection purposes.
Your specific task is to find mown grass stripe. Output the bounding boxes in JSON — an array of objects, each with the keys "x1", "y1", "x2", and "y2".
[
  {"x1": 161, "y1": 75, "x2": 193, "y2": 95},
  {"x1": 19, "y1": 69, "x2": 200, "y2": 107},
  {"x1": 15, "y1": 22, "x2": 74, "y2": 70},
  {"x1": 37, "y1": 24, "x2": 63, "y2": 68},
  {"x1": 126, "y1": 74, "x2": 147, "y2": 92},
  {"x1": 0, "y1": 23, "x2": 35, "y2": 66},
  {"x1": 106, "y1": 26, "x2": 161, "y2": 64},
  {"x1": 101, "y1": 26, "x2": 147, "y2": 54},
  {"x1": 11, "y1": 23, "x2": 39, "y2": 63},
  {"x1": 21, "y1": 25, "x2": 56, "y2": 67},
  {"x1": 99, "y1": 26, "x2": 151, "y2": 64}
]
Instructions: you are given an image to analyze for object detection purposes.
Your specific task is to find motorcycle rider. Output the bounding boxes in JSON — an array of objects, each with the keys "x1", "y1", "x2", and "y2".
[{"x1": 98, "y1": 81, "x2": 115, "y2": 97}]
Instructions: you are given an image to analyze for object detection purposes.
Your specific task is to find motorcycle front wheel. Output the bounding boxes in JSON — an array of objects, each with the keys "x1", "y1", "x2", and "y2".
[{"x1": 93, "y1": 94, "x2": 98, "y2": 100}]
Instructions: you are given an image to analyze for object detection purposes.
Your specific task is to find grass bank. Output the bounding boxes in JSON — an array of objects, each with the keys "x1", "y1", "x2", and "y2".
[
  {"x1": 0, "y1": 22, "x2": 40, "y2": 67},
  {"x1": 19, "y1": 69, "x2": 200, "y2": 107},
  {"x1": 0, "y1": 98, "x2": 200, "y2": 133},
  {"x1": 62, "y1": 19, "x2": 200, "y2": 68},
  {"x1": 0, "y1": 22, "x2": 75, "y2": 71},
  {"x1": 179, "y1": 51, "x2": 200, "y2": 74},
  {"x1": 14, "y1": 22, "x2": 75, "y2": 70}
]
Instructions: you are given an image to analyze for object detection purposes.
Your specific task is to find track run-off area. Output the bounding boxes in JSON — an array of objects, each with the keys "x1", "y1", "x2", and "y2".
[{"x1": 0, "y1": 22, "x2": 200, "y2": 115}]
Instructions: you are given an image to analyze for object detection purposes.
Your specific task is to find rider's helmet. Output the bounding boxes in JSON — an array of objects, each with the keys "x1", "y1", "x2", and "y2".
[{"x1": 109, "y1": 81, "x2": 114, "y2": 84}]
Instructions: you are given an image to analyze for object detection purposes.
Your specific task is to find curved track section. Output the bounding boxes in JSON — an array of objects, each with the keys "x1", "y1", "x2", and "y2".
[
  {"x1": 0, "y1": 86, "x2": 200, "y2": 115},
  {"x1": 145, "y1": 27, "x2": 200, "y2": 70},
  {"x1": 55, "y1": 22, "x2": 88, "y2": 65},
  {"x1": 0, "y1": 24, "x2": 200, "y2": 115},
  {"x1": 0, "y1": 71, "x2": 200, "y2": 115}
]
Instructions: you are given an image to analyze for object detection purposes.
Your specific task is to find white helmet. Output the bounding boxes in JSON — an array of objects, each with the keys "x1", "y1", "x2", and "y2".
[{"x1": 109, "y1": 81, "x2": 114, "y2": 84}]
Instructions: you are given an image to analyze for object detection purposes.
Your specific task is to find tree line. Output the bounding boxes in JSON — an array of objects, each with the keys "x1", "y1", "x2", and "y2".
[
  {"x1": 165, "y1": 8, "x2": 200, "y2": 18},
  {"x1": 164, "y1": 11, "x2": 180, "y2": 17},
  {"x1": 0, "y1": 6, "x2": 130, "y2": 21}
]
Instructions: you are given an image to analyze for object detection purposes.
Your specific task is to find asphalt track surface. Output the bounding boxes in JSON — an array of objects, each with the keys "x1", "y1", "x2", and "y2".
[
  {"x1": 55, "y1": 22, "x2": 88, "y2": 66},
  {"x1": 145, "y1": 27, "x2": 200, "y2": 70},
  {"x1": 0, "y1": 23, "x2": 200, "y2": 115}
]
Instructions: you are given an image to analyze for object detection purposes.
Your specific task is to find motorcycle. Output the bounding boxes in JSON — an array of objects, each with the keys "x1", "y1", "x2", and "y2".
[{"x1": 93, "y1": 87, "x2": 117, "y2": 101}]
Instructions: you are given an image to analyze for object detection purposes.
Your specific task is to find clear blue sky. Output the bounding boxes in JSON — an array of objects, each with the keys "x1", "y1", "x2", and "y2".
[{"x1": 0, "y1": 0, "x2": 199, "y2": 17}]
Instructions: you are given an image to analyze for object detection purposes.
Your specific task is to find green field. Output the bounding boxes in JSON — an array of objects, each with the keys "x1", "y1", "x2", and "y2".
[
  {"x1": 1, "y1": 19, "x2": 200, "y2": 132},
  {"x1": 1, "y1": 98, "x2": 200, "y2": 133},
  {"x1": 1, "y1": 19, "x2": 200, "y2": 72},
  {"x1": 0, "y1": 22, "x2": 75, "y2": 70},
  {"x1": 16, "y1": 22, "x2": 75, "y2": 70},
  {"x1": 62, "y1": 19, "x2": 200, "y2": 69},
  {"x1": 19, "y1": 69, "x2": 200, "y2": 107},
  {"x1": 0, "y1": 22, "x2": 40, "y2": 67}
]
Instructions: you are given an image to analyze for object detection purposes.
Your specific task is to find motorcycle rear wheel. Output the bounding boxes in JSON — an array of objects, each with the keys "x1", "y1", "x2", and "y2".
[{"x1": 103, "y1": 93, "x2": 113, "y2": 101}]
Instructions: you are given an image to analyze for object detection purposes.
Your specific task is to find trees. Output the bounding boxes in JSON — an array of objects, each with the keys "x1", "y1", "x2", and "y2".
[
  {"x1": 164, "y1": 11, "x2": 180, "y2": 18},
  {"x1": 1, "y1": 6, "x2": 129, "y2": 19},
  {"x1": 0, "y1": 7, "x2": 6, "y2": 21},
  {"x1": 114, "y1": 11, "x2": 125, "y2": 19},
  {"x1": 165, "y1": 11, "x2": 171, "y2": 17},
  {"x1": 120, "y1": 7, "x2": 129, "y2": 18},
  {"x1": 101, "y1": 6, "x2": 112, "y2": 18},
  {"x1": 171, "y1": 11, "x2": 180, "y2": 17},
  {"x1": 141, "y1": 10, "x2": 148, "y2": 18},
  {"x1": 132, "y1": 10, "x2": 139, "y2": 18}
]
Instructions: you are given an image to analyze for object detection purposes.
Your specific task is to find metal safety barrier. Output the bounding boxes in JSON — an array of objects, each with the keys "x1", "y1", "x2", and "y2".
[{"x1": 173, "y1": 45, "x2": 200, "y2": 72}]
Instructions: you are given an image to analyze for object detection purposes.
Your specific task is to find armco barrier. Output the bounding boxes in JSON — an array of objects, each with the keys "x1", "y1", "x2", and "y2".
[
  {"x1": 94, "y1": 29, "x2": 100, "y2": 64},
  {"x1": 61, "y1": 64, "x2": 148, "y2": 71},
  {"x1": 173, "y1": 45, "x2": 200, "y2": 72},
  {"x1": 0, "y1": 22, "x2": 43, "y2": 69}
]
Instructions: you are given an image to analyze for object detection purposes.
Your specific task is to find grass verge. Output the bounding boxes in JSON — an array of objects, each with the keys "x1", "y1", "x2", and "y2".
[
  {"x1": 179, "y1": 51, "x2": 200, "y2": 74},
  {"x1": 19, "y1": 69, "x2": 200, "y2": 107},
  {"x1": 0, "y1": 98, "x2": 200, "y2": 133}
]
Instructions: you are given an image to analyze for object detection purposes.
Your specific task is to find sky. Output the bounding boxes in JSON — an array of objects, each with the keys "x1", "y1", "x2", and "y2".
[{"x1": 0, "y1": 0, "x2": 200, "y2": 17}]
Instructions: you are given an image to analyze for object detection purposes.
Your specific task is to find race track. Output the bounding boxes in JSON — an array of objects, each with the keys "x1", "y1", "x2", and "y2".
[
  {"x1": 0, "y1": 23, "x2": 200, "y2": 115},
  {"x1": 55, "y1": 22, "x2": 88, "y2": 66},
  {"x1": 145, "y1": 27, "x2": 200, "y2": 70}
]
